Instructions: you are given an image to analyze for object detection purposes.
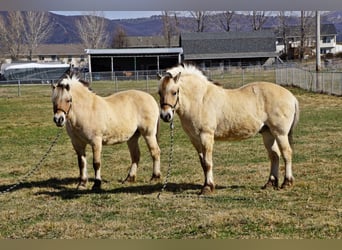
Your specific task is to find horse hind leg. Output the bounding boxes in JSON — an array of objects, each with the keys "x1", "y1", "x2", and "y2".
[
  {"x1": 276, "y1": 135, "x2": 294, "y2": 189},
  {"x1": 143, "y1": 130, "x2": 161, "y2": 181},
  {"x1": 261, "y1": 128, "x2": 281, "y2": 190},
  {"x1": 123, "y1": 131, "x2": 141, "y2": 183}
]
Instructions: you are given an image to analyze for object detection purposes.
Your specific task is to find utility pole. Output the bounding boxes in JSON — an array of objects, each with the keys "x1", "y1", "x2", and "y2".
[
  {"x1": 316, "y1": 11, "x2": 321, "y2": 72},
  {"x1": 316, "y1": 11, "x2": 321, "y2": 91}
]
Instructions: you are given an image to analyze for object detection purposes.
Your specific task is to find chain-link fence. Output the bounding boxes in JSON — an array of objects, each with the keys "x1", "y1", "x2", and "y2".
[{"x1": 1, "y1": 63, "x2": 342, "y2": 97}]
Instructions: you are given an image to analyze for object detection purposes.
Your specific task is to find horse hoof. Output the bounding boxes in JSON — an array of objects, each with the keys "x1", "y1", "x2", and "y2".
[
  {"x1": 150, "y1": 173, "x2": 161, "y2": 181},
  {"x1": 200, "y1": 185, "x2": 214, "y2": 195},
  {"x1": 122, "y1": 175, "x2": 136, "y2": 184},
  {"x1": 261, "y1": 177, "x2": 279, "y2": 190},
  {"x1": 280, "y1": 178, "x2": 293, "y2": 189},
  {"x1": 77, "y1": 184, "x2": 87, "y2": 190},
  {"x1": 77, "y1": 179, "x2": 88, "y2": 190},
  {"x1": 91, "y1": 179, "x2": 102, "y2": 191}
]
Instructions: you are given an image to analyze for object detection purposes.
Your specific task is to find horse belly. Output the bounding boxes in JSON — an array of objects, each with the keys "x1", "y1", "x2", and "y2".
[{"x1": 214, "y1": 119, "x2": 261, "y2": 141}]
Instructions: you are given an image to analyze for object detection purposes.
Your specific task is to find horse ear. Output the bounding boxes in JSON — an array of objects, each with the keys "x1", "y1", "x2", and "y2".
[
  {"x1": 51, "y1": 83, "x2": 57, "y2": 90},
  {"x1": 157, "y1": 73, "x2": 162, "y2": 80},
  {"x1": 173, "y1": 72, "x2": 181, "y2": 83}
]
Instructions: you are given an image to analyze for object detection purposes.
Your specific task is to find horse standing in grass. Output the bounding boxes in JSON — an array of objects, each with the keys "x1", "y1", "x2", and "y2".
[
  {"x1": 158, "y1": 64, "x2": 299, "y2": 194},
  {"x1": 51, "y1": 74, "x2": 161, "y2": 190}
]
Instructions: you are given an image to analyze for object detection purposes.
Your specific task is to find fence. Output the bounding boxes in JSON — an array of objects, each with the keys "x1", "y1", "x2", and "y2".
[
  {"x1": 1, "y1": 64, "x2": 342, "y2": 97},
  {"x1": 275, "y1": 64, "x2": 342, "y2": 96}
]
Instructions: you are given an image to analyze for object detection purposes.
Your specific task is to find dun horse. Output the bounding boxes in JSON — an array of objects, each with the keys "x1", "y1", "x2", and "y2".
[
  {"x1": 158, "y1": 64, "x2": 299, "y2": 194},
  {"x1": 51, "y1": 74, "x2": 161, "y2": 190}
]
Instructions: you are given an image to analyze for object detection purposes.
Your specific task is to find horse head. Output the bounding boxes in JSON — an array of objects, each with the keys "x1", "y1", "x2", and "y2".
[
  {"x1": 51, "y1": 76, "x2": 73, "y2": 127},
  {"x1": 157, "y1": 70, "x2": 181, "y2": 122}
]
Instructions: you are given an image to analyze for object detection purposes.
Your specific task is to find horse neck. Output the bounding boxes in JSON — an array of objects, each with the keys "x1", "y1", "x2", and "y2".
[
  {"x1": 177, "y1": 75, "x2": 208, "y2": 114},
  {"x1": 69, "y1": 84, "x2": 95, "y2": 118}
]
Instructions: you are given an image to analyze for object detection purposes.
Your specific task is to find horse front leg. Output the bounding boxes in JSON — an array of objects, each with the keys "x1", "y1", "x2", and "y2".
[
  {"x1": 74, "y1": 145, "x2": 88, "y2": 189},
  {"x1": 91, "y1": 138, "x2": 102, "y2": 190},
  {"x1": 144, "y1": 134, "x2": 161, "y2": 181},
  {"x1": 199, "y1": 132, "x2": 215, "y2": 194}
]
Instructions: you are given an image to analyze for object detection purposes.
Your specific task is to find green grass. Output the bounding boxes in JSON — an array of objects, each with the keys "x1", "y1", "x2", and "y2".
[{"x1": 0, "y1": 81, "x2": 341, "y2": 239}]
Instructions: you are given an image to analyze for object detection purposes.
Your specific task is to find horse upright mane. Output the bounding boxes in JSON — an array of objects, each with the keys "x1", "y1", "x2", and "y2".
[
  {"x1": 57, "y1": 72, "x2": 92, "y2": 91},
  {"x1": 167, "y1": 63, "x2": 222, "y2": 87}
]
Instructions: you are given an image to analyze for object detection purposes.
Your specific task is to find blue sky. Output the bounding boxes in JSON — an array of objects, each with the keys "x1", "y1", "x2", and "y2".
[{"x1": 50, "y1": 11, "x2": 162, "y2": 20}]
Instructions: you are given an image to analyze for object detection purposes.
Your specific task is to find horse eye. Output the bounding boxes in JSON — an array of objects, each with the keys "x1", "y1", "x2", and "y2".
[{"x1": 172, "y1": 91, "x2": 177, "y2": 96}]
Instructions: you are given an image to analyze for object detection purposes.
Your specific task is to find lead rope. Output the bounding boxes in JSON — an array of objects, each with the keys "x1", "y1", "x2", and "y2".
[
  {"x1": 0, "y1": 129, "x2": 63, "y2": 195},
  {"x1": 157, "y1": 121, "x2": 174, "y2": 199}
]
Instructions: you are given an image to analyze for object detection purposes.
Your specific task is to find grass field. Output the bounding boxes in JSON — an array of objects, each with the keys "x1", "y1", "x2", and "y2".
[{"x1": 0, "y1": 80, "x2": 341, "y2": 239}]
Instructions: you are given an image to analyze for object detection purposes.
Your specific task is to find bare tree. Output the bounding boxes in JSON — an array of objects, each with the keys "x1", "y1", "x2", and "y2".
[
  {"x1": 23, "y1": 11, "x2": 53, "y2": 61},
  {"x1": 299, "y1": 11, "x2": 315, "y2": 61},
  {"x1": 189, "y1": 11, "x2": 213, "y2": 32},
  {"x1": 250, "y1": 11, "x2": 269, "y2": 30},
  {"x1": 218, "y1": 11, "x2": 235, "y2": 32},
  {"x1": 0, "y1": 11, "x2": 52, "y2": 61},
  {"x1": 278, "y1": 11, "x2": 292, "y2": 59},
  {"x1": 0, "y1": 11, "x2": 25, "y2": 61},
  {"x1": 161, "y1": 11, "x2": 180, "y2": 46},
  {"x1": 111, "y1": 25, "x2": 128, "y2": 48},
  {"x1": 76, "y1": 11, "x2": 108, "y2": 49}
]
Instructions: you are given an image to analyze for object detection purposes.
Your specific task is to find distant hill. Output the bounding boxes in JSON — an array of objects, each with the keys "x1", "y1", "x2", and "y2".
[{"x1": 1, "y1": 11, "x2": 342, "y2": 44}]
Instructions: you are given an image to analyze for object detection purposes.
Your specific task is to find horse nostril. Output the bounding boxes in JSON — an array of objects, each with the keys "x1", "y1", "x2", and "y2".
[
  {"x1": 53, "y1": 115, "x2": 64, "y2": 126},
  {"x1": 58, "y1": 116, "x2": 64, "y2": 124}
]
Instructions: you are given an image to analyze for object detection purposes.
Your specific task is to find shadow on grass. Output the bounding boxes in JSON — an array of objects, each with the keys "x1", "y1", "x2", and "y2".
[{"x1": 0, "y1": 177, "x2": 235, "y2": 200}]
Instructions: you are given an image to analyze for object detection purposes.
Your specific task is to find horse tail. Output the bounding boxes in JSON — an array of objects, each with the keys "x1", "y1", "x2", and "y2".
[{"x1": 288, "y1": 97, "x2": 300, "y2": 148}]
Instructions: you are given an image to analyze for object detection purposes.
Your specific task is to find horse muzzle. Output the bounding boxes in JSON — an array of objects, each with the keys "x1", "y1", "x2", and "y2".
[
  {"x1": 160, "y1": 109, "x2": 174, "y2": 122},
  {"x1": 53, "y1": 113, "x2": 66, "y2": 127}
]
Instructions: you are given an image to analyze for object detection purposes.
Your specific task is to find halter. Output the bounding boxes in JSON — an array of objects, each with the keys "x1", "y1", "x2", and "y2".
[
  {"x1": 54, "y1": 97, "x2": 72, "y2": 117},
  {"x1": 161, "y1": 89, "x2": 179, "y2": 111}
]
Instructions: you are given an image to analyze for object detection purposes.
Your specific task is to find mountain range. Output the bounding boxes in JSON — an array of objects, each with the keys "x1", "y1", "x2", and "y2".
[{"x1": 2, "y1": 11, "x2": 342, "y2": 44}]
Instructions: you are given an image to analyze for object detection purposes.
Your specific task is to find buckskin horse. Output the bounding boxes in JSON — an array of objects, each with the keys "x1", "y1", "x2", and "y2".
[
  {"x1": 51, "y1": 73, "x2": 161, "y2": 190},
  {"x1": 158, "y1": 64, "x2": 299, "y2": 194}
]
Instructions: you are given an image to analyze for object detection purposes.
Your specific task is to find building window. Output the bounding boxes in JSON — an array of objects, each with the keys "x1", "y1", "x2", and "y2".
[
  {"x1": 51, "y1": 55, "x2": 58, "y2": 61},
  {"x1": 322, "y1": 36, "x2": 331, "y2": 43},
  {"x1": 68, "y1": 55, "x2": 72, "y2": 63}
]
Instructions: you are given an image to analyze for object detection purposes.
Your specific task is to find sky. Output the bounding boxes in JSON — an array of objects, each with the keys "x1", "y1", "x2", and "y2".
[{"x1": 50, "y1": 11, "x2": 162, "y2": 20}]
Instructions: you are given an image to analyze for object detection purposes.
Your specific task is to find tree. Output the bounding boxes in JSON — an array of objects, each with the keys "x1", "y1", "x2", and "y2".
[
  {"x1": 250, "y1": 11, "x2": 269, "y2": 30},
  {"x1": 189, "y1": 11, "x2": 213, "y2": 32},
  {"x1": 0, "y1": 12, "x2": 25, "y2": 61},
  {"x1": 218, "y1": 11, "x2": 235, "y2": 32},
  {"x1": 161, "y1": 11, "x2": 180, "y2": 46},
  {"x1": 76, "y1": 11, "x2": 108, "y2": 49},
  {"x1": 23, "y1": 11, "x2": 53, "y2": 61},
  {"x1": 0, "y1": 11, "x2": 52, "y2": 61},
  {"x1": 299, "y1": 11, "x2": 315, "y2": 61},
  {"x1": 278, "y1": 11, "x2": 293, "y2": 59},
  {"x1": 111, "y1": 25, "x2": 128, "y2": 48}
]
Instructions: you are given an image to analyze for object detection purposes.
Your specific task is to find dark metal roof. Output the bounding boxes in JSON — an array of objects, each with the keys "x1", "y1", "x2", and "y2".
[
  {"x1": 275, "y1": 23, "x2": 337, "y2": 38},
  {"x1": 180, "y1": 31, "x2": 277, "y2": 60}
]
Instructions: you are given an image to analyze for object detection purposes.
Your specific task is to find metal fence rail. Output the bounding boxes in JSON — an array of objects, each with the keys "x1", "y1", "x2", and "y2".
[
  {"x1": 1, "y1": 64, "x2": 342, "y2": 97},
  {"x1": 275, "y1": 65, "x2": 342, "y2": 96}
]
